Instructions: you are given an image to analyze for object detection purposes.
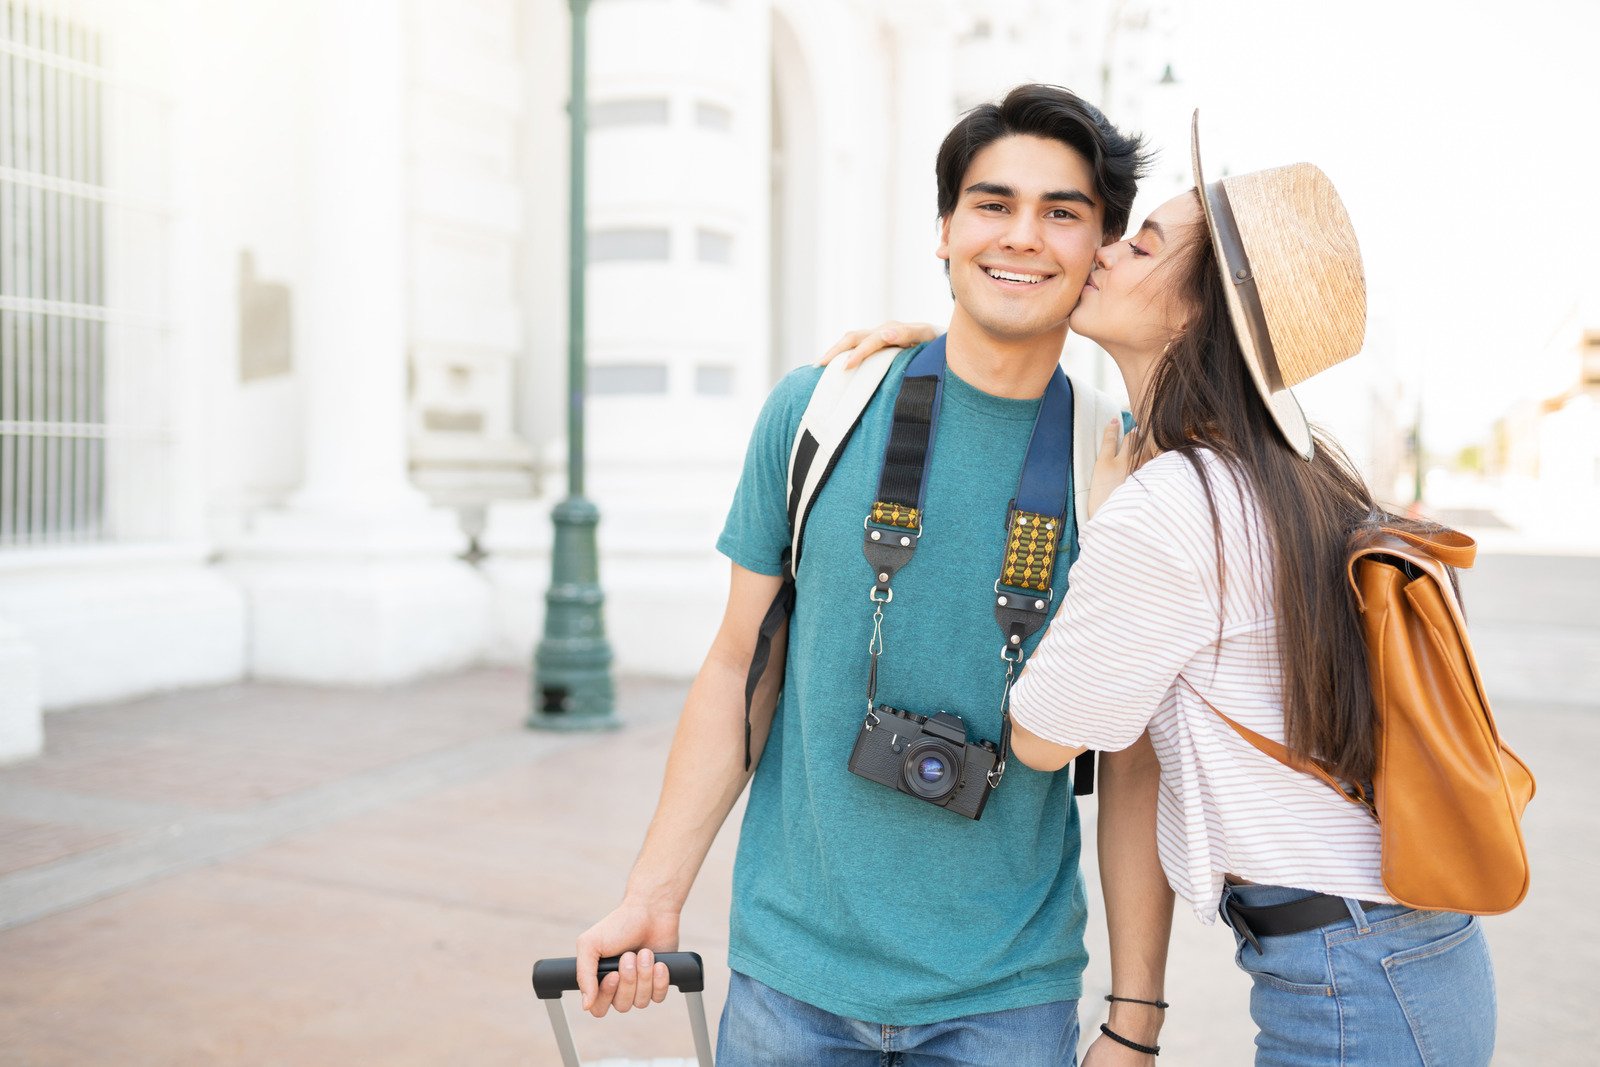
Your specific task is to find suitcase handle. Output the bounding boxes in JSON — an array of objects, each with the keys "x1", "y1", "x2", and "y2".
[{"x1": 533, "y1": 951, "x2": 706, "y2": 1000}]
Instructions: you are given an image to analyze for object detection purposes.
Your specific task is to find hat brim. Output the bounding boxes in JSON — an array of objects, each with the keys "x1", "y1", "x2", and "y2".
[{"x1": 1190, "y1": 111, "x2": 1314, "y2": 461}]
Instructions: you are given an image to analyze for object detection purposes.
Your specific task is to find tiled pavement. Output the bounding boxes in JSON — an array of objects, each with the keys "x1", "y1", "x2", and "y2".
[
  {"x1": 0, "y1": 671, "x2": 734, "y2": 1066},
  {"x1": 0, "y1": 663, "x2": 1594, "y2": 1064}
]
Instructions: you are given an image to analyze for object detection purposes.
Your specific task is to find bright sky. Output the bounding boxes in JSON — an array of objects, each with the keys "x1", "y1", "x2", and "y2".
[{"x1": 1145, "y1": 0, "x2": 1600, "y2": 452}]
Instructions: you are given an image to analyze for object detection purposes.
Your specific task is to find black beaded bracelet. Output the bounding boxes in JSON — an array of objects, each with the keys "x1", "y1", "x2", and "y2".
[
  {"x1": 1100, "y1": 1022, "x2": 1160, "y2": 1056},
  {"x1": 1105, "y1": 994, "x2": 1170, "y2": 1010}
]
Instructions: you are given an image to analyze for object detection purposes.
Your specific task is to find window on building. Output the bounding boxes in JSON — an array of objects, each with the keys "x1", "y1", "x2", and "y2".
[
  {"x1": 590, "y1": 97, "x2": 670, "y2": 129},
  {"x1": 694, "y1": 365, "x2": 733, "y2": 396},
  {"x1": 959, "y1": 19, "x2": 993, "y2": 43},
  {"x1": 589, "y1": 228, "x2": 671, "y2": 263},
  {"x1": 2, "y1": 5, "x2": 172, "y2": 549},
  {"x1": 694, "y1": 101, "x2": 732, "y2": 132},
  {"x1": 696, "y1": 228, "x2": 732, "y2": 264},
  {"x1": 423, "y1": 409, "x2": 486, "y2": 433},
  {"x1": 1, "y1": 6, "x2": 116, "y2": 547},
  {"x1": 590, "y1": 364, "x2": 669, "y2": 396}
]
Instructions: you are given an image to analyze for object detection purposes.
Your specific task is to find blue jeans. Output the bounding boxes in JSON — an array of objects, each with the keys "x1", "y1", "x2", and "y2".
[
  {"x1": 715, "y1": 970, "x2": 1079, "y2": 1066},
  {"x1": 1219, "y1": 882, "x2": 1496, "y2": 1066}
]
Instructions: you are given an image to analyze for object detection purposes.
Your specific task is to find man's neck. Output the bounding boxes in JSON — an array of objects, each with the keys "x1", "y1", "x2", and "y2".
[{"x1": 943, "y1": 313, "x2": 1068, "y2": 400}]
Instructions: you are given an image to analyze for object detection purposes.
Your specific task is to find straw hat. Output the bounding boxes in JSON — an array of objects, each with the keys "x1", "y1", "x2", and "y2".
[{"x1": 1190, "y1": 111, "x2": 1366, "y2": 460}]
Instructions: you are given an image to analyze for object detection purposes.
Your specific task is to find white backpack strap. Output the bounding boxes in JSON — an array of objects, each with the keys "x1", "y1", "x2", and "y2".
[
  {"x1": 1064, "y1": 371, "x2": 1125, "y2": 531},
  {"x1": 742, "y1": 349, "x2": 897, "y2": 772},
  {"x1": 785, "y1": 349, "x2": 900, "y2": 575}
]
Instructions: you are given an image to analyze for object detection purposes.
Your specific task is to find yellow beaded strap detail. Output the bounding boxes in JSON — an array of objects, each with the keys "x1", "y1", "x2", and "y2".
[
  {"x1": 870, "y1": 501, "x2": 921, "y2": 530},
  {"x1": 1002, "y1": 511, "x2": 1060, "y2": 593}
]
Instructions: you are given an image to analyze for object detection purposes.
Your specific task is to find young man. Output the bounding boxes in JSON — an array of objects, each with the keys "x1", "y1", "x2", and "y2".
[{"x1": 574, "y1": 84, "x2": 1171, "y2": 1065}]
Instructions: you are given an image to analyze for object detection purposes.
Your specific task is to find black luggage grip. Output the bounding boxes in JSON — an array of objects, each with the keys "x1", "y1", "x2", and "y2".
[{"x1": 533, "y1": 951, "x2": 705, "y2": 1000}]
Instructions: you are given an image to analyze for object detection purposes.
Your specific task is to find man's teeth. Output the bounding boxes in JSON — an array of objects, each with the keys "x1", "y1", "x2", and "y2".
[{"x1": 986, "y1": 268, "x2": 1046, "y2": 284}]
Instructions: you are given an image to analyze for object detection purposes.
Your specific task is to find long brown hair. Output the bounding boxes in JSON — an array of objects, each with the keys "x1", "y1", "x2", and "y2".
[{"x1": 1129, "y1": 194, "x2": 1402, "y2": 783}]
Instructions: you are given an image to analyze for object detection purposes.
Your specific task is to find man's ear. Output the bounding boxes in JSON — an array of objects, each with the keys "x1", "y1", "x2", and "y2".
[{"x1": 936, "y1": 214, "x2": 952, "y2": 262}]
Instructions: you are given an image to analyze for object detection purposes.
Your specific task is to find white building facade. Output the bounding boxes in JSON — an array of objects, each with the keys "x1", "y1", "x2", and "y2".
[{"x1": 0, "y1": 0, "x2": 1187, "y2": 759}]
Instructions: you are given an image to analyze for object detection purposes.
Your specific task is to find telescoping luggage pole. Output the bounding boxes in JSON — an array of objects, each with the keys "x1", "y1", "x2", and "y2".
[{"x1": 532, "y1": 952, "x2": 713, "y2": 1067}]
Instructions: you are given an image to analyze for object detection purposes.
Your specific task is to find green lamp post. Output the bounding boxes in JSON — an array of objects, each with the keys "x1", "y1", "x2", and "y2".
[{"x1": 530, "y1": 0, "x2": 618, "y2": 731}]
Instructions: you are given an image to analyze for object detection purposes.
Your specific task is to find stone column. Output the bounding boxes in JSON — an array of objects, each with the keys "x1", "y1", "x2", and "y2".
[
  {"x1": 292, "y1": 0, "x2": 436, "y2": 529},
  {"x1": 228, "y1": 0, "x2": 489, "y2": 684}
]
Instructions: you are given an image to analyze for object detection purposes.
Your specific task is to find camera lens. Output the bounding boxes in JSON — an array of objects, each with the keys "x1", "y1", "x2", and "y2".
[{"x1": 902, "y1": 738, "x2": 960, "y2": 802}]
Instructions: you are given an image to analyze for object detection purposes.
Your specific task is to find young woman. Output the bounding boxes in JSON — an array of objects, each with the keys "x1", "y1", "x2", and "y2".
[{"x1": 826, "y1": 117, "x2": 1497, "y2": 1066}]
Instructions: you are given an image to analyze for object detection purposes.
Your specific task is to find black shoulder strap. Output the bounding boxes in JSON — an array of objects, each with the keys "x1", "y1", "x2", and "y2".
[
  {"x1": 743, "y1": 355, "x2": 903, "y2": 770},
  {"x1": 743, "y1": 567, "x2": 796, "y2": 770},
  {"x1": 739, "y1": 349, "x2": 1097, "y2": 799}
]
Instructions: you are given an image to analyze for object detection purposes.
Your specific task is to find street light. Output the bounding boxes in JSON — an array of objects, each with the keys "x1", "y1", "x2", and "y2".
[{"x1": 529, "y1": 0, "x2": 619, "y2": 731}]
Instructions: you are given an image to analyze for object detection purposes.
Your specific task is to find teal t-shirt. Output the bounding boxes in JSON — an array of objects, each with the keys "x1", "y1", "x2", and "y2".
[{"x1": 716, "y1": 345, "x2": 1089, "y2": 1026}]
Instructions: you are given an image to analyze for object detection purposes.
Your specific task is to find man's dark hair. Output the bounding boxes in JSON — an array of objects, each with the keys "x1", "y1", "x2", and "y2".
[{"x1": 935, "y1": 84, "x2": 1148, "y2": 241}]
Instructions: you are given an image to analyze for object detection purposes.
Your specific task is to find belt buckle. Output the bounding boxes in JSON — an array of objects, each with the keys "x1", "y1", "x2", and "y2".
[{"x1": 1225, "y1": 898, "x2": 1264, "y2": 955}]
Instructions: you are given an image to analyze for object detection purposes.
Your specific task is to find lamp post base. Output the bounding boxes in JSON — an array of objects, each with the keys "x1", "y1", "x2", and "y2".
[{"x1": 529, "y1": 496, "x2": 619, "y2": 730}]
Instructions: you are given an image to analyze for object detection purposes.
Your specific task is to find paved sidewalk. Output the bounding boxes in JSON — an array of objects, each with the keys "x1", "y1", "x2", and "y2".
[
  {"x1": 1, "y1": 549, "x2": 1597, "y2": 1064},
  {"x1": 0, "y1": 670, "x2": 727, "y2": 1066}
]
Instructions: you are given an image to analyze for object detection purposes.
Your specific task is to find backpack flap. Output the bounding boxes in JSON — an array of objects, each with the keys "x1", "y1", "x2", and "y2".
[
  {"x1": 1349, "y1": 528, "x2": 1536, "y2": 914},
  {"x1": 786, "y1": 349, "x2": 901, "y2": 576}
]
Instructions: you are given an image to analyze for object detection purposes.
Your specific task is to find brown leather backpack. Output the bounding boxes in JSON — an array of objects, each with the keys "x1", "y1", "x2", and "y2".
[{"x1": 1209, "y1": 526, "x2": 1536, "y2": 915}]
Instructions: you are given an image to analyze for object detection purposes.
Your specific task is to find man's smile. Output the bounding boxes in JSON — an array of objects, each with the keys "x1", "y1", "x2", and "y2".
[{"x1": 981, "y1": 264, "x2": 1056, "y2": 287}]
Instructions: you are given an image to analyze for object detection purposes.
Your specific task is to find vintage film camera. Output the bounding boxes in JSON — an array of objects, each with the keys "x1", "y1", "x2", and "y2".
[{"x1": 847, "y1": 706, "x2": 999, "y2": 820}]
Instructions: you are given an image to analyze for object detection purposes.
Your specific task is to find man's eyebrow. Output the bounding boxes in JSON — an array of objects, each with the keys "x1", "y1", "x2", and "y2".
[
  {"x1": 964, "y1": 182, "x2": 1099, "y2": 210},
  {"x1": 1043, "y1": 189, "x2": 1097, "y2": 209},
  {"x1": 965, "y1": 181, "x2": 1016, "y2": 199}
]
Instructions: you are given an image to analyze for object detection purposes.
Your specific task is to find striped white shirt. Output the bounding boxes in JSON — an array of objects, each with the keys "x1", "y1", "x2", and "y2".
[{"x1": 1009, "y1": 449, "x2": 1388, "y2": 923}]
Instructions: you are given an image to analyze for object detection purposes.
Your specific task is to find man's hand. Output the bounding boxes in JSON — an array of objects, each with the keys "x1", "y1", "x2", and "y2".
[
  {"x1": 1088, "y1": 418, "x2": 1136, "y2": 519},
  {"x1": 569, "y1": 564, "x2": 786, "y2": 1022},
  {"x1": 818, "y1": 321, "x2": 939, "y2": 370},
  {"x1": 574, "y1": 899, "x2": 681, "y2": 1018}
]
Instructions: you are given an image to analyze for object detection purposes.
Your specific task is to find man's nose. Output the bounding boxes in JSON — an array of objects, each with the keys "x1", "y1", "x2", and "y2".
[{"x1": 1001, "y1": 212, "x2": 1043, "y2": 253}]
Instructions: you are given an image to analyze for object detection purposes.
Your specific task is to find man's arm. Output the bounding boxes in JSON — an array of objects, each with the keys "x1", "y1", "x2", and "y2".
[
  {"x1": 574, "y1": 562, "x2": 788, "y2": 1017},
  {"x1": 1083, "y1": 730, "x2": 1174, "y2": 1065}
]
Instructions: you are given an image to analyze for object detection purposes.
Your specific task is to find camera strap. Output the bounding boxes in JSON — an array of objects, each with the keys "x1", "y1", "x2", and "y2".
[{"x1": 861, "y1": 335, "x2": 1090, "y2": 793}]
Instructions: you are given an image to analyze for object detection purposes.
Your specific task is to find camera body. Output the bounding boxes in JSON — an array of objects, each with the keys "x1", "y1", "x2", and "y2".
[{"x1": 847, "y1": 706, "x2": 999, "y2": 820}]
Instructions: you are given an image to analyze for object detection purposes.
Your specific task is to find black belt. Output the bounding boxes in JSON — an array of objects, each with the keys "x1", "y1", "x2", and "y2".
[{"x1": 1224, "y1": 891, "x2": 1380, "y2": 954}]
